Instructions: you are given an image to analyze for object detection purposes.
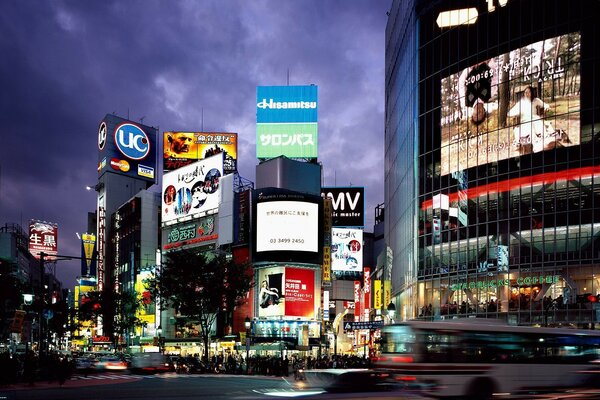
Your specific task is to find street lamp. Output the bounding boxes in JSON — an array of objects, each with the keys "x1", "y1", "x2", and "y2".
[
  {"x1": 387, "y1": 302, "x2": 396, "y2": 324},
  {"x1": 244, "y1": 316, "x2": 251, "y2": 375}
]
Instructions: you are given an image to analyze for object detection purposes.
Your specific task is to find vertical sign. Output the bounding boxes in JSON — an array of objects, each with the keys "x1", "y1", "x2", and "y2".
[
  {"x1": 363, "y1": 267, "x2": 371, "y2": 321},
  {"x1": 384, "y1": 280, "x2": 391, "y2": 310},
  {"x1": 323, "y1": 290, "x2": 330, "y2": 321},
  {"x1": 322, "y1": 247, "x2": 331, "y2": 286},
  {"x1": 373, "y1": 280, "x2": 382, "y2": 310},
  {"x1": 354, "y1": 281, "x2": 361, "y2": 322},
  {"x1": 81, "y1": 233, "x2": 96, "y2": 277}
]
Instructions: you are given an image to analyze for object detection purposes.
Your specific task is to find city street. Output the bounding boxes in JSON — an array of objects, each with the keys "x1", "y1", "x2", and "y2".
[{"x1": 3, "y1": 371, "x2": 600, "y2": 400}]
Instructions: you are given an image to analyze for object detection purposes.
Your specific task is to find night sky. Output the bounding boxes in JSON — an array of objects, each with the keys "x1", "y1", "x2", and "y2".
[{"x1": 0, "y1": 1, "x2": 390, "y2": 288}]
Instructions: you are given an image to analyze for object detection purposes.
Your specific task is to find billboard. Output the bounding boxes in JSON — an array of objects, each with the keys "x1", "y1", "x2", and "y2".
[
  {"x1": 252, "y1": 188, "x2": 323, "y2": 264},
  {"x1": 256, "y1": 85, "x2": 318, "y2": 159},
  {"x1": 28, "y1": 220, "x2": 58, "y2": 260},
  {"x1": 440, "y1": 33, "x2": 581, "y2": 176},
  {"x1": 331, "y1": 228, "x2": 363, "y2": 272},
  {"x1": 163, "y1": 132, "x2": 237, "y2": 174},
  {"x1": 97, "y1": 114, "x2": 158, "y2": 183},
  {"x1": 321, "y1": 187, "x2": 365, "y2": 227},
  {"x1": 162, "y1": 153, "x2": 224, "y2": 224},
  {"x1": 162, "y1": 216, "x2": 218, "y2": 251},
  {"x1": 257, "y1": 266, "x2": 316, "y2": 319}
]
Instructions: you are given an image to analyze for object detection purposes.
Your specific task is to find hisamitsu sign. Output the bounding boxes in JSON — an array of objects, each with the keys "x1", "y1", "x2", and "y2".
[{"x1": 343, "y1": 321, "x2": 384, "y2": 331}]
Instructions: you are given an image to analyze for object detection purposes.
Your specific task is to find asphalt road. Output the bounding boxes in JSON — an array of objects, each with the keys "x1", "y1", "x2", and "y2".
[{"x1": 2, "y1": 372, "x2": 600, "y2": 400}]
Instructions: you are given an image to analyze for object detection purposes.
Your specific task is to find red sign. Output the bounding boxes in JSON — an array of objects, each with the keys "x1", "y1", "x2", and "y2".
[
  {"x1": 363, "y1": 267, "x2": 371, "y2": 314},
  {"x1": 354, "y1": 280, "x2": 361, "y2": 322},
  {"x1": 29, "y1": 220, "x2": 58, "y2": 260},
  {"x1": 284, "y1": 267, "x2": 315, "y2": 318}
]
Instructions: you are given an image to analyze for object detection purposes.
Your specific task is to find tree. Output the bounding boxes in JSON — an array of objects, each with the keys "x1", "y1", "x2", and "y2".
[
  {"x1": 77, "y1": 289, "x2": 147, "y2": 348},
  {"x1": 147, "y1": 249, "x2": 253, "y2": 363},
  {"x1": 112, "y1": 290, "x2": 148, "y2": 350}
]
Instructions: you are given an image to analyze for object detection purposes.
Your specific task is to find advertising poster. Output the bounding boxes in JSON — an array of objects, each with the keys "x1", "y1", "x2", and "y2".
[
  {"x1": 256, "y1": 85, "x2": 318, "y2": 159},
  {"x1": 162, "y1": 153, "x2": 224, "y2": 224},
  {"x1": 97, "y1": 114, "x2": 157, "y2": 184},
  {"x1": 163, "y1": 132, "x2": 237, "y2": 174},
  {"x1": 257, "y1": 266, "x2": 285, "y2": 318},
  {"x1": 331, "y1": 228, "x2": 363, "y2": 271},
  {"x1": 284, "y1": 267, "x2": 315, "y2": 318},
  {"x1": 440, "y1": 33, "x2": 581, "y2": 175},
  {"x1": 29, "y1": 220, "x2": 58, "y2": 260}
]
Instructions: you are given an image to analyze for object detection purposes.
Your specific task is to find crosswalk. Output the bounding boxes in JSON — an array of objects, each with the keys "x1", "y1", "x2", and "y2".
[{"x1": 71, "y1": 372, "x2": 198, "y2": 381}]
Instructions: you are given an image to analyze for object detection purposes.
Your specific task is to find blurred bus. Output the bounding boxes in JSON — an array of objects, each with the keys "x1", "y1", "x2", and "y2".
[
  {"x1": 374, "y1": 320, "x2": 600, "y2": 399},
  {"x1": 129, "y1": 352, "x2": 170, "y2": 373}
]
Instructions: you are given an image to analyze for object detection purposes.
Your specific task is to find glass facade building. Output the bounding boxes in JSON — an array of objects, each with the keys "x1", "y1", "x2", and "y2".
[{"x1": 385, "y1": 0, "x2": 600, "y2": 326}]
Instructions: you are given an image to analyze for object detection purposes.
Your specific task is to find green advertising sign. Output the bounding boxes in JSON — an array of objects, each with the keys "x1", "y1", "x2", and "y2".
[{"x1": 256, "y1": 123, "x2": 318, "y2": 158}]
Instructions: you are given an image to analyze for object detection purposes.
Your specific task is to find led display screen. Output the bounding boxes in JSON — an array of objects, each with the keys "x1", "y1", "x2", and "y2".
[
  {"x1": 252, "y1": 188, "x2": 323, "y2": 264},
  {"x1": 440, "y1": 33, "x2": 581, "y2": 176},
  {"x1": 256, "y1": 201, "x2": 318, "y2": 253}
]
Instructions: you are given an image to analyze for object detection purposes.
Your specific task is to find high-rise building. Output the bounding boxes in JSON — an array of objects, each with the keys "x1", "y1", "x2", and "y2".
[{"x1": 385, "y1": 0, "x2": 600, "y2": 325}]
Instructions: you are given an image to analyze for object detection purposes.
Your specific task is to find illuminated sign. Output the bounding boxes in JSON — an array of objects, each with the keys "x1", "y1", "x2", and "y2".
[
  {"x1": 284, "y1": 267, "x2": 315, "y2": 318},
  {"x1": 162, "y1": 153, "x2": 223, "y2": 224},
  {"x1": 257, "y1": 266, "x2": 317, "y2": 319},
  {"x1": 440, "y1": 33, "x2": 581, "y2": 176},
  {"x1": 163, "y1": 217, "x2": 218, "y2": 250},
  {"x1": 331, "y1": 228, "x2": 363, "y2": 272},
  {"x1": 80, "y1": 233, "x2": 96, "y2": 277},
  {"x1": 97, "y1": 114, "x2": 157, "y2": 183},
  {"x1": 252, "y1": 188, "x2": 324, "y2": 264},
  {"x1": 163, "y1": 132, "x2": 237, "y2": 173},
  {"x1": 28, "y1": 220, "x2": 58, "y2": 260},
  {"x1": 256, "y1": 85, "x2": 318, "y2": 159},
  {"x1": 255, "y1": 201, "x2": 319, "y2": 253},
  {"x1": 321, "y1": 187, "x2": 365, "y2": 227},
  {"x1": 450, "y1": 275, "x2": 560, "y2": 291}
]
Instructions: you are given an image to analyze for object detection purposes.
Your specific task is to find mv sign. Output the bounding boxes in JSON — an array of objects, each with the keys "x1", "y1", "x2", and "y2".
[{"x1": 321, "y1": 187, "x2": 364, "y2": 227}]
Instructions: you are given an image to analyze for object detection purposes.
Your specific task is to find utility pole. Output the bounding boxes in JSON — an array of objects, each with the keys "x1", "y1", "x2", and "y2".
[{"x1": 39, "y1": 251, "x2": 45, "y2": 356}]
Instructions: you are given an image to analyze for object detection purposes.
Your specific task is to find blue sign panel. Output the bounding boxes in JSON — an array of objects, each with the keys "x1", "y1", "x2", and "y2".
[
  {"x1": 97, "y1": 114, "x2": 157, "y2": 184},
  {"x1": 256, "y1": 85, "x2": 318, "y2": 123}
]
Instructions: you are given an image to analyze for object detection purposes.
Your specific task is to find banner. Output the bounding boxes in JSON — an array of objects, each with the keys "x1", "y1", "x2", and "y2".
[
  {"x1": 354, "y1": 281, "x2": 361, "y2": 322},
  {"x1": 384, "y1": 280, "x2": 391, "y2": 309},
  {"x1": 285, "y1": 267, "x2": 315, "y2": 318},
  {"x1": 29, "y1": 220, "x2": 58, "y2": 260},
  {"x1": 373, "y1": 280, "x2": 382, "y2": 310}
]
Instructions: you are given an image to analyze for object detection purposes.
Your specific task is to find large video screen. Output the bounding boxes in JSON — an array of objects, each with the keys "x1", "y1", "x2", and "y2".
[
  {"x1": 252, "y1": 188, "x2": 323, "y2": 264},
  {"x1": 440, "y1": 33, "x2": 581, "y2": 176}
]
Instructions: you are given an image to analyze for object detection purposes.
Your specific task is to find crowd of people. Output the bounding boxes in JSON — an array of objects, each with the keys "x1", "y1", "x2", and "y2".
[{"x1": 0, "y1": 351, "x2": 72, "y2": 387}]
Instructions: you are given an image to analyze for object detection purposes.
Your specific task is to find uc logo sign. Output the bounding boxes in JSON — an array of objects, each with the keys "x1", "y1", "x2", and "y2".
[{"x1": 114, "y1": 123, "x2": 150, "y2": 160}]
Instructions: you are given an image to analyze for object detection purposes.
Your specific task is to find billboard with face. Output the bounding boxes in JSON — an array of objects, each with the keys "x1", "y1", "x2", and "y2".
[
  {"x1": 252, "y1": 188, "x2": 323, "y2": 264},
  {"x1": 97, "y1": 114, "x2": 157, "y2": 183},
  {"x1": 321, "y1": 187, "x2": 365, "y2": 227},
  {"x1": 257, "y1": 266, "x2": 316, "y2": 319},
  {"x1": 162, "y1": 153, "x2": 224, "y2": 224},
  {"x1": 29, "y1": 220, "x2": 58, "y2": 260},
  {"x1": 331, "y1": 228, "x2": 363, "y2": 272},
  {"x1": 440, "y1": 33, "x2": 581, "y2": 176},
  {"x1": 256, "y1": 85, "x2": 318, "y2": 159},
  {"x1": 163, "y1": 132, "x2": 237, "y2": 174}
]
